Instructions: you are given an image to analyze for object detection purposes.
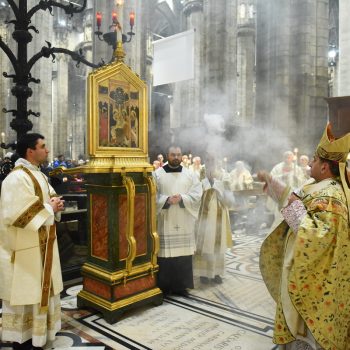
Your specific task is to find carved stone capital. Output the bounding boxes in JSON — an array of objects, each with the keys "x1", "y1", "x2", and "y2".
[
  {"x1": 237, "y1": 23, "x2": 255, "y2": 37},
  {"x1": 182, "y1": 0, "x2": 203, "y2": 16},
  {"x1": 0, "y1": 5, "x2": 10, "y2": 22}
]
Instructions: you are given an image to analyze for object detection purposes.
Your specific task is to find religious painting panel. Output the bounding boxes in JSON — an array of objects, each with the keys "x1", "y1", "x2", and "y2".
[
  {"x1": 97, "y1": 79, "x2": 140, "y2": 148},
  {"x1": 88, "y1": 63, "x2": 148, "y2": 158}
]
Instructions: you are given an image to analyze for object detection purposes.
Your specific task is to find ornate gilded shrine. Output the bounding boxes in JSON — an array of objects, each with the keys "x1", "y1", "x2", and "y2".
[{"x1": 61, "y1": 43, "x2": 163, "y2": 323}]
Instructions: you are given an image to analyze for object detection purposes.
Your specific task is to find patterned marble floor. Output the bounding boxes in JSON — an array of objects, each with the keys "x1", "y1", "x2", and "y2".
[{"x1": 0, "y1": 229, "x2": 278, "y2": 350}]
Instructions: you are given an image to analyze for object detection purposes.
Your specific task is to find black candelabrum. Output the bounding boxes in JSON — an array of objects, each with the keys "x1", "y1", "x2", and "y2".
[
  {"x1": 94, "y1": 3, "x2": 135, "y2": 61},
  {"x1": 0, "y1": 0, "x2": 104, "y2": 146}
]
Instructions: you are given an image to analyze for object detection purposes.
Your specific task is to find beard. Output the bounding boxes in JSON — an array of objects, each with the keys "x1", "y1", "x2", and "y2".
[{"x1": 168, "y1": 159, "x2": 181, "y2": 167}]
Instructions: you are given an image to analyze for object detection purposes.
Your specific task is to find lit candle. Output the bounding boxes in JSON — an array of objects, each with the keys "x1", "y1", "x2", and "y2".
[
  {"x1": 129, "y1": 11, "x2": 135, "y2": 27},
  {"x1": 116, "y1": 0, "x2": 123, "y2": 42},
  {"x1": 96, "y1": 12, "x2": 102, "y2": 29},
  {"x1": 112, "y1": 11, "x2": 117, "y2": 24},
  {"x1": 1, "y1": 132, "x2": 5, "y2": 143},
  {"x1": 293, "y1": 147, "x2": 298, "y2": 154}
]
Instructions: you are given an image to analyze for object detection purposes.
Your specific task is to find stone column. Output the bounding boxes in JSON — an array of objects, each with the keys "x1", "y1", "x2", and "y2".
[
  {"x1": 172, "y1": 0, "x2": 238, "y2": 153},
  {"x1": 0, "y1": 5, "x2": 13, "y2": 148},
  {"x1": 124, "y1": 0, "x2": 148, "y2": 78},
  {"x1": 338, "y1": 0, "x2": 350, "y2": 95},
  {"x1": 256, "y1": 0, "x2": 329, "y2": 156},
  {"x1": 69, "y1": 5, "x2": 93, "y2": 161},
  {"x1": 236, "y1": 1, "x2": 256, "y2": 126},
  {"x1": 173, "y1": 0, "x2": 204, "y2": 131},
  {"x1": 124, "y1": 0, "x2": 153, "y2": 136},
  {"x1": 51, "y1": 47, "x2": 69, "y2": 160},
  {"x1": 27, "y1": 0, "x2": 54, "y2": 155}
]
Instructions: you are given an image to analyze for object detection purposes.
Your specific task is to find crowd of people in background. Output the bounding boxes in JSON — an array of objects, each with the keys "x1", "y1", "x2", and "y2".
[
  {"x1": 0, "y1": 153, "x2": 88, "y2": 194},
  {"x1": 152, "y1": 149, "x2": 313, "y2": 194}
]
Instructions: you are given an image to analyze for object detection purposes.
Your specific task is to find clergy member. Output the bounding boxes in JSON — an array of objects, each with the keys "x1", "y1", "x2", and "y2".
[
  {"x1": 0, "y1": 133, "x2": 65, "y2": 350},
  {"x1": 267, "y1": 151, "x2": 305, "y2": 229},
  {"x1": 154, "y1": 145, "x2": 202, "y2": 296},
  {"x1": 229, "y1": 160, "x2": 254, "y2": 191},
  {"x1": 194, "y1": 156, "x2": 234, "y2": 284},
  {"x1": 258, "y1": 124, "x2": 350, "y2": 350}
]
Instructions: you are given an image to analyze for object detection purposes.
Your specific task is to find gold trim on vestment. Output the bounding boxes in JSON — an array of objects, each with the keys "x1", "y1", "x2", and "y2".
[
  {"x1": 12, "y1": 166, "x2": 43, "y2": 202},
  {"x1": 40, "y1": 225, "x2": 56, "y2": 314},
  {"x1": 316, "y1": 148, "x2": 347, "y2": 163},
  {"x1": 196, "y1": 189, "x2": 215, "y2": 255},
  {"x1": 2, "y1": 311, "x2": 34, "y2": 332},
  {"x1": 11, "y1": 165, "x2": 56, "y2": 315},
  {"x1": 12, "y1": 199, "x2": 45, "y2": 228},
  {"x1": 215, "y1": 202, "x2": 223, "y2": 253},
  {"x1": 2, "y1": 299, "x2": 61, "y2": 335}
]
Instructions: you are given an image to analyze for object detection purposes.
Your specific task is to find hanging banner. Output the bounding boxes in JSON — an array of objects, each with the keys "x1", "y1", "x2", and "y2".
[{"x1": 153, "y1": 29, "x2": 194, "y2": 86}]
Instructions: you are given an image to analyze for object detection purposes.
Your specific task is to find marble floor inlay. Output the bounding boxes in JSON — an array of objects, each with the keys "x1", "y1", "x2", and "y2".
[{"x1": 0, "y1": 229, "x2": 279, "y2": 349}]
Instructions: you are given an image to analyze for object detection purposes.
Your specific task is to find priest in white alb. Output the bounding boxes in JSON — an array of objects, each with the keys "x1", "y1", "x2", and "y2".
[
  {"x1": 154, "y1": 145, "x2": 202, "y2": 297},
  {"x1": 0, "y1": 133, "x2": 65, "y2": 350},
  {"x1": 267, "y1": 151, "x2": 306, "y2": 229}
]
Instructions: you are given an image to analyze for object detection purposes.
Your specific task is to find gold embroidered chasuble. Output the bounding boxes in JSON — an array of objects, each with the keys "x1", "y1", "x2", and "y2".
[
  {"x1": 260, "y1": 178, "x2": 350, "y2": 350},
  {"x1": 0, "y1": 158, "x2": 63, "y2": 306},
  {"x1": 194, "y1": 178, "x2": 233, "y2": 278},
  {"x1": 196, "y1": 179, "x2": 233, "y2": 255}
]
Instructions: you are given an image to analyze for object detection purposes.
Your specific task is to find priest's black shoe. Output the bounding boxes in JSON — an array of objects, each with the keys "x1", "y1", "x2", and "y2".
[
  {"x1": 200, "y1": 276, "x2": 210, "y2": 284},
  {"x1": 12, "y1": 340, "x2": 32, "y2": 350},
  {"x1": 160, "y1": 288, "x2": 171, "y2": 297},
  {"x1": 173, "y1": 289, "x2": 189, "y2": 297},
  {"x1": 212, "y1": 275, "x2": 223, "y2": 284}
]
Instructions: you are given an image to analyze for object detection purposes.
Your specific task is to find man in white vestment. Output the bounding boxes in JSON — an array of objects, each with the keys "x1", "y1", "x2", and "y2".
[
  {"x1": 157, "y1": 154, "x2": 164, "y2": 167},
  {"x1": 229, "y1": 160, "x2": 254, "y2": 191},
  {"x1": 154, "y1": 145, "x2": 202, "y2": 296},
  {"x1": 270, "y1": 151, "x2": 305, "y2": 187},
  {"x1": 194, "y1": 158, "x2": 234, "y2": 284},
  {"x1": 0, "y1": 133, "x2": 65, "y2": 350},
  {"x1": 189, "y1": 156, "x2": 204, "y2": 180},
  {"x1": 299, "y1": 155, "x2": 311, "y2": 180},
  {"x1": 267, "y1": 151, "x2": 305, "y2": 229}
]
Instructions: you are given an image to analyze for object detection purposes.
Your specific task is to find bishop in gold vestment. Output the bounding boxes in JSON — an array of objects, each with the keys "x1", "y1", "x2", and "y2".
[{"x1": 259, "y1": 125, "x2": 350, "y2": 350}]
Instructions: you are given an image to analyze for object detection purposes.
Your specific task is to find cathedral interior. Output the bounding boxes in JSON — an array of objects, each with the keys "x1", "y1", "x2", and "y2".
[{"x1": 0, "y1": 0, "x2": 349, "y2": 349}]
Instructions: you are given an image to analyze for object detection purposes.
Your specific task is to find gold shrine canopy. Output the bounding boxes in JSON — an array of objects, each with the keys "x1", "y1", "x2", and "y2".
[{"x1": 86, "y1": 59, "x2": 151, "y2": 172}]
